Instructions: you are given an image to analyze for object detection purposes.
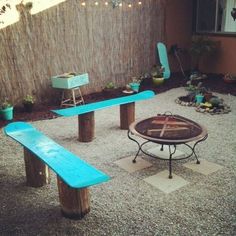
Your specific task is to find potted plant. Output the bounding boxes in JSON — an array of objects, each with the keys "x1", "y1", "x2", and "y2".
[
  {"x1": 203, "y1": 89, "x2": 213, "y2": 102},
  {"x1": 0, "y1": 99, "x2": 13, "y2": 121},
  {"x1": 151, "y1": 65, "x2": 164, "y2": 86},
  {"x1": 185, "y1": 81, "x2": 210, "y2": 104},
  {"x1": 103, "y1": 82, "x2": 117, "y2": 98},
  {"x1": 122, "y1": 84, "x2": 134, "y2": 95},
  {"x1": 189, "y1": 36, "x2": 219, "y2": 73},
  {"x1": 223, "y1": 74, "x2": 236, "y2": 84},
  {"x1": 196, "y1": 83, "x2": 213, "y2": 103},
  {"x1": 195, "y1": 93, "x2": 204, "y2": 104},
  {"x1": 129, "y1": 77, "x2": 142, "y2": 92},
  {"x1": 23, "y1": 94, "x2": 35, "y2": 112}
]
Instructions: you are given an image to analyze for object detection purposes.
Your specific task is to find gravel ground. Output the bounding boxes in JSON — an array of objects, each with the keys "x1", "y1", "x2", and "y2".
[{"x1": 0, "y1": 87, "x2": 235, "y2": 236}]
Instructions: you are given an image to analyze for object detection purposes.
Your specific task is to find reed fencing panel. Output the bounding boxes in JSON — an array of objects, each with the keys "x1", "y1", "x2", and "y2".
[{"x1": 0, "y1": 0, "x2": 165, "y2": 104}]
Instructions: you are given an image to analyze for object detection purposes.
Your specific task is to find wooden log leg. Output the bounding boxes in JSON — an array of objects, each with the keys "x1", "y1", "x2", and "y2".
[
  {"x1": 23, "y1": 148, "x2": 50, "y2": 187},
  {"x1": 78, "y1": 111, "x2": 95, "y2": 142},
  {"x1": 77, "y1": 87, "x2": 85, "y2": 104},
  {"x1": 57, "y1": 176, "x2": 90, "y2": 219},
  {"x1": 72, "y1": 89, "x2": 76, "y2": 106},
  {"x1": 120, "y1": 102, "x2": 135, "y2": 130},
  {"x1": 60, "y1": 90, "x2": 65, "y2": 107}
]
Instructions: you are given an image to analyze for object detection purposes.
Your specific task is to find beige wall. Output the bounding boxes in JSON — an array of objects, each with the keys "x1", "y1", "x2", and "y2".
[
  {"x1": 165, "y1": 0, "x2": 193, "y2": 73},
  {"x1": 165, "y1": 0, "x2": 236, "y2": 75},
  {"x1": 200, "y1": 36, "x2": 236, "y2": 74}
]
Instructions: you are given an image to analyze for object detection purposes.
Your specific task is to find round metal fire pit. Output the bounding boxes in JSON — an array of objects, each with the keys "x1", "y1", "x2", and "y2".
[
  {"x1": 128, "y1": 113, "x2": 208, "y2": 178},
  {"x1": 129, "y1": 114, "x2": 207, "y2": 145}
]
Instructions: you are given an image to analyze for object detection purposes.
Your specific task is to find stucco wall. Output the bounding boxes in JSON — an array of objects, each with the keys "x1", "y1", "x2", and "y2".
[
  {"x1": 165, "y1": 0, "x2": 236, "y2": 75},
  {"x1": 200, "y1": 36, "x2": 236, "y2": 74},
  {"x1": 165, "y1": 0, "x2": 193, "y2": 73}
]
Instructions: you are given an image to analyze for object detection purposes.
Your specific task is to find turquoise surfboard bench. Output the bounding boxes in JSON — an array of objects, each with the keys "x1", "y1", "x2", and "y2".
[
  {"x1": 52, "y1": 90, "x2": 155, "y2": 142},
  {"x1": 157, "y1": 42, "x2": 171, "y2": 79},
  {"x1": 4, "y1": 122, "x2": 110, "y2": 219}
]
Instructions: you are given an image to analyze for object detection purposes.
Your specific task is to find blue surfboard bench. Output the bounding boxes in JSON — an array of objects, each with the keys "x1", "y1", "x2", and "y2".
[
  {"x1": 4, "y1": 122, "x2": 110, "y2": 219},
  {"x1": 52, "y1": 90, "x2": 155, "y2": 142},
  {"x1": 157, "y1": 42, "x2": 171, "y2": 79}
]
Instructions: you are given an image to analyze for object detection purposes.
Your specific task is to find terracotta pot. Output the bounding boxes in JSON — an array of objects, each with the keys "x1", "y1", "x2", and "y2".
[
  {"x1": 223, "y1": 77, "x2": 236, "y2": 84},
  {"x1": 23, "y1": 103, "x2": 34, "y2": 112},
  {"x1": 204, "y1": 92, "x2": 213, "y2": 102},
  {"x1": 102, "y1": 88, "x2": 117, "y2": 98},
  {"x1": 223, "y1": 74, "x2": 236, "y2": 84}
]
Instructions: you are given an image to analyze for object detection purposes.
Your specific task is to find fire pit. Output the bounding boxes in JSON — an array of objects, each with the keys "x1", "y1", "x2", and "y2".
[{"x1": 128, "y1": 113, "x2": 208, "y2": 178}]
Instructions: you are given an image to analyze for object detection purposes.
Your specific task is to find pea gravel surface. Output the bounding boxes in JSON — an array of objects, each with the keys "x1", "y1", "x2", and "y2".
[{"x1": 0, "y1": 87, "x2": 235, "y2": 236}]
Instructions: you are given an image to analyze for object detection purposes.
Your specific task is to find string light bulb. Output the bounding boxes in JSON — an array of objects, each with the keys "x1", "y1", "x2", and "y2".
[{"x1": 79, "y1": 1, "x2": 143, "y2": 9}]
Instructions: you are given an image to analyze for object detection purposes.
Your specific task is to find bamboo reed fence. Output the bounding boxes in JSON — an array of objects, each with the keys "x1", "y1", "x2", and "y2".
[{"x1": 0, "y1": 0, "x2": 165, "y2": 105}]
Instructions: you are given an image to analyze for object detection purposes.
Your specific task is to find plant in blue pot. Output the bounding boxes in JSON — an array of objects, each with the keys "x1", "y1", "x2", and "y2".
[
  {"x1": 194, "y1": 82, "x2": 208, "y2": 105},
  {"x1": 195, "y1": 93, "x2": 204, "y2": 105},
  {"x1": 129, "y1": 77, "x2": 142, "y2": 93},
  {"x1": 1, "y1": 99, "x2": 13, "y2": 121}
]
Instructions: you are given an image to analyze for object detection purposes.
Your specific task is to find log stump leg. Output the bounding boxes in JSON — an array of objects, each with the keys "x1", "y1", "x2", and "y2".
[
  {"x1": 57, "y1": 176, "x2": 90, "y2": 219},
  {"x1": 78, "y1": 112, "x2": 95, "y2": 142},
  {"x1": 23, "y1": 148, "x2": 50, "y2": 187},
  {"x1": 120, "y1": 103, "x2": 135, "y2": 130}
]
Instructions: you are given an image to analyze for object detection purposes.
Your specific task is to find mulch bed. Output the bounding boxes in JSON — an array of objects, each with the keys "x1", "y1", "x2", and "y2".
[{"x1": 0, "y1": 73, "x2": 235, "y2": 129}]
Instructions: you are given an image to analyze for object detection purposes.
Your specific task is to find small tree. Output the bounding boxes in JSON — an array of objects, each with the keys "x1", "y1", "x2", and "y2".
[{"x1": 190, "y1": 36, "x2": 219, "y2": 71}]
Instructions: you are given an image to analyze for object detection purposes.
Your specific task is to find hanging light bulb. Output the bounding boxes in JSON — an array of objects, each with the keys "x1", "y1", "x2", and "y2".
[
  {"x1": 105, "y1": 1, "x2": 108, "y2": 6},
  {"x1": 95, "y1": 1, "x2": 99, "y2": 6},
  {"x1": 138, "y1": 1, "x2": 142, "y2": 5},
  {"x1": 128, "y1": 4, "x2": 132, "y2": 8},
  {"x1": 119, "y1": 3, "x2": 122, "y2": 7},
  {"x1": 81, "y1": 2, "x2": 86, "y2": 6}
]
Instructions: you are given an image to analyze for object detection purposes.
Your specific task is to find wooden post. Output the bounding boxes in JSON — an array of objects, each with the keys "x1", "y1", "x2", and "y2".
[
  {"x1": 120, "y1": 103, "x2": 135, "y2": 129},
  {"x1": 23, "y1": 148, "x2": 50, "y2": 187},
  {"x1": 78, "y1": 111, "x2": 95, "y2": 142},
  {"x1": 57, "y1": 176, "x2": 90, "y2": 219}
]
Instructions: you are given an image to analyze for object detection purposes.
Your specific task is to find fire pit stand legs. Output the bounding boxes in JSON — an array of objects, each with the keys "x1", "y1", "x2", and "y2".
[
  {"x1": 128, "y1": 131, "x2": 208, "y2": 179},
  {"x1": 131, "y1": 140, "x2": 149, "y2": 164},
  {"x1": 168, "y1": 145, "x2": 177, "y2": 179},
  {"x1": 184, "y1": 135, "x2": 208, "y2": 164}
]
